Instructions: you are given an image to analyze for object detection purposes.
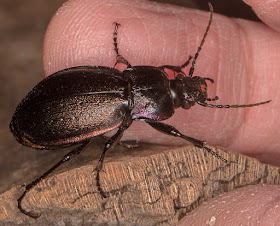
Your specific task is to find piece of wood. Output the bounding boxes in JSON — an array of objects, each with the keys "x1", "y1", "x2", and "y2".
[{"x1": 0, "y1": 141, "x2": 279, "y2": 225}]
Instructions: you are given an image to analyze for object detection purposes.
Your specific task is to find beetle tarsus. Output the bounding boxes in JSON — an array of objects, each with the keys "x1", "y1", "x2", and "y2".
[
  {"x1": 180, "y1": 55, "x2": 193, "y2": 69},
  {"x1": 96, "y1": 169, "x2": 108, "y2": 198},
  {"x1": 16, "y1": 141, "x2": 90, "y2": 217},
  {"x1": 18, "y1": 190, "x2": 41, "y2": 219},
  {"x1": 113, "y1": 22, "x2": 121, "y2": 55},
  {"x1": 203, "y1": 146, "x2": 227, "y2": 163}
]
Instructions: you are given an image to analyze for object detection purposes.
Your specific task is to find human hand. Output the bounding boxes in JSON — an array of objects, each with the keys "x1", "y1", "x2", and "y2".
[{"x1": 43, "y1": 0, "x2": 280, "y2": 224}]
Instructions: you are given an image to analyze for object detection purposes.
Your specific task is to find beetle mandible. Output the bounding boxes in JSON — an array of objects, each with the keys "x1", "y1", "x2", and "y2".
[{"x1": 10, "y1": 3, "x2": 271, "y2": 218}]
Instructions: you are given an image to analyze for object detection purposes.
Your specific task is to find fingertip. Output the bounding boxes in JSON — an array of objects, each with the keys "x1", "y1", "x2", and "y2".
[
  {"x1": 243, "y1": 0, "x2": 280, "y2": 31},
  {"x1": 43, "y1": 0, "x2": 120, "y2": 76},
  {"x1": 178, "y1": 184, "x2": 280, "y2": 225},
  {"x1": 41, "y1": 0, "x2": 279, "y2": 157},
  {"x1": 42, "y1": 0, "x2": 213, "y2": 77}
]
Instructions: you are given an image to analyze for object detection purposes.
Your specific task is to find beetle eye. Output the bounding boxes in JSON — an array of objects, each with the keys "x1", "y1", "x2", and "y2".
[{"x1": 176, "y1": 74, "x2": 184, "y2": 80}]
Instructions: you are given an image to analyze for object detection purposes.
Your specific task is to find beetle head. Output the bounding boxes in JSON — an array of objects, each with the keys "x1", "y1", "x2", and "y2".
[{"x1": 171, "y1": 75, "x2": 212, "y2": 109}]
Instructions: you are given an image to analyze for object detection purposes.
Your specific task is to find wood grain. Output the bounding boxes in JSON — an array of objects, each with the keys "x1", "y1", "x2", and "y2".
[{"x1": 0, "y1": 142, "x2": 279, "y2": 225}]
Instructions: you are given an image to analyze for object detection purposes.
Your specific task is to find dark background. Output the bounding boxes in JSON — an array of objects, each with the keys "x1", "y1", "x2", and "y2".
[{"x1": 0, "y1": 0, "x2": 260, "y2": 194}]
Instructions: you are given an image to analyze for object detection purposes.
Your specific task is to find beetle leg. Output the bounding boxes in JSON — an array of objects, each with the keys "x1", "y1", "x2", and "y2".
[
  {"x1": 161, "y1": 2, "x2": 213, "y2": 78},
  {"x1": 203, "y1": 78, "x2": 219, "y2": 101},
  {"x1": 95, "y1": 118, "x2": 133, "y2": 198},
  {"x1": 115, "y1": 55, "x2": 132, "y2": 68},
  {"x1": 159, "y1": 55, "x2": 192, "y2": 76},
  {"x1": 113, "y1": 22, "x2": 132, "y2": 68},
  {"x1": 17, "y1": 140, "x2": 90, "y2": 218},
  {"x1": 180, "y1": 55, "x2": 193, "y2": 68},
  {"x1": 204, "y1": 77, "x2": 215, "y2": 83},
  {"x1": 145, "y1": 120, "x2": 227, "y2": 163},
  {"x1": 98, "y1": 135, "x2": 140, "y2": 149}
]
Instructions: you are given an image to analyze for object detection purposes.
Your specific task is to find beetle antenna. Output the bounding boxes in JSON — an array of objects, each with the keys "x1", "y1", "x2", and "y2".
[
  {"x1": 189, "y1": 2, "x2": 213, "y2": 77},
  {"x1": 197, "y1": 100, "x2": 271, "y2": 108}
]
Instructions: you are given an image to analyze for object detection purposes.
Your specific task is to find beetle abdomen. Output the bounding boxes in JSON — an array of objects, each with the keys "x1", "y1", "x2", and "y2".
[{"x1": 10, "y1": 66, "x2": 129, "y2": 148}]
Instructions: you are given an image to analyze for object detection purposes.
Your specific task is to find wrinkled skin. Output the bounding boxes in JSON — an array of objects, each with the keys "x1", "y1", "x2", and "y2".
[{"x1": 43, "y1": 0, "x2": 280, "y2": 224}]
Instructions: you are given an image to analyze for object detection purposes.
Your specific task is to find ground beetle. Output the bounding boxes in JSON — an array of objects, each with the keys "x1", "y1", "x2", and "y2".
[{"x1": 10, "y1": 3, "x2": 271, "y2": 218}]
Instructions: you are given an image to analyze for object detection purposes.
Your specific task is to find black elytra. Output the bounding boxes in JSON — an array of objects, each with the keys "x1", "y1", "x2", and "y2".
[{"x1": 10, "y1": 3, "x2": 271, "y2": 218}]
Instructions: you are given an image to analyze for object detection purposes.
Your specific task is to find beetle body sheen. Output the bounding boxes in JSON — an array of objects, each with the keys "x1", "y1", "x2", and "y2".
[
  {"x1": 10, "y1": 66, "x2": 131, "y2": 149},
  {"x1": 10, "y1": 65, "x2": 183, "y2": 149},
  {"x1": 12, "y1": 4, "x2": 272, "y2": 218}
]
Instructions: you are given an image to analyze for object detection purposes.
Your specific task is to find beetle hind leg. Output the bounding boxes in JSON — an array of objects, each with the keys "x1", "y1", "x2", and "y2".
[{"x1": 17, "y1": 141, "x2": 90, "y2": 218}]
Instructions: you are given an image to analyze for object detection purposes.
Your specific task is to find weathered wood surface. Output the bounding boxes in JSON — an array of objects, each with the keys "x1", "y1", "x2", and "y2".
[{"x1": 0, "y1": 141, "x2": 279, "y2": 225}]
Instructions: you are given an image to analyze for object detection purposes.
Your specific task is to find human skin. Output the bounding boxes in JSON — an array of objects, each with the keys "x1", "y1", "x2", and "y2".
[{"x1": 43, "y1": 0, "x2": 280, "y2": 224}]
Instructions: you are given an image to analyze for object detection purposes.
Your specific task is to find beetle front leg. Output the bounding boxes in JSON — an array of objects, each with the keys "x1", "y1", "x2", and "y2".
[
  {"x1": 113, "y1": 22, "x2": 132, "y2": 68},
  {"x1": 145, "y1": 120, "x2": 227, "y2": 163},
  {"x1": 17, "y1": 140, "x2": 90, "y2": 218},
  {"x1": 159, "y1": 55, "x2": 192, "y2": 75}
]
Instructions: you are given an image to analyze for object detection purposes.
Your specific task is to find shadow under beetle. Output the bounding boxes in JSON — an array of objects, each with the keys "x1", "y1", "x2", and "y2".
[{"x1": 10, "y1": 3, "x2": 271, "y2": 218}]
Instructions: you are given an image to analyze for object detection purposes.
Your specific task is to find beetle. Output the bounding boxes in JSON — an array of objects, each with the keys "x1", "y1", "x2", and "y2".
[{"x1": 10, "y1": 3, "x2": 271, "y2": 218}]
